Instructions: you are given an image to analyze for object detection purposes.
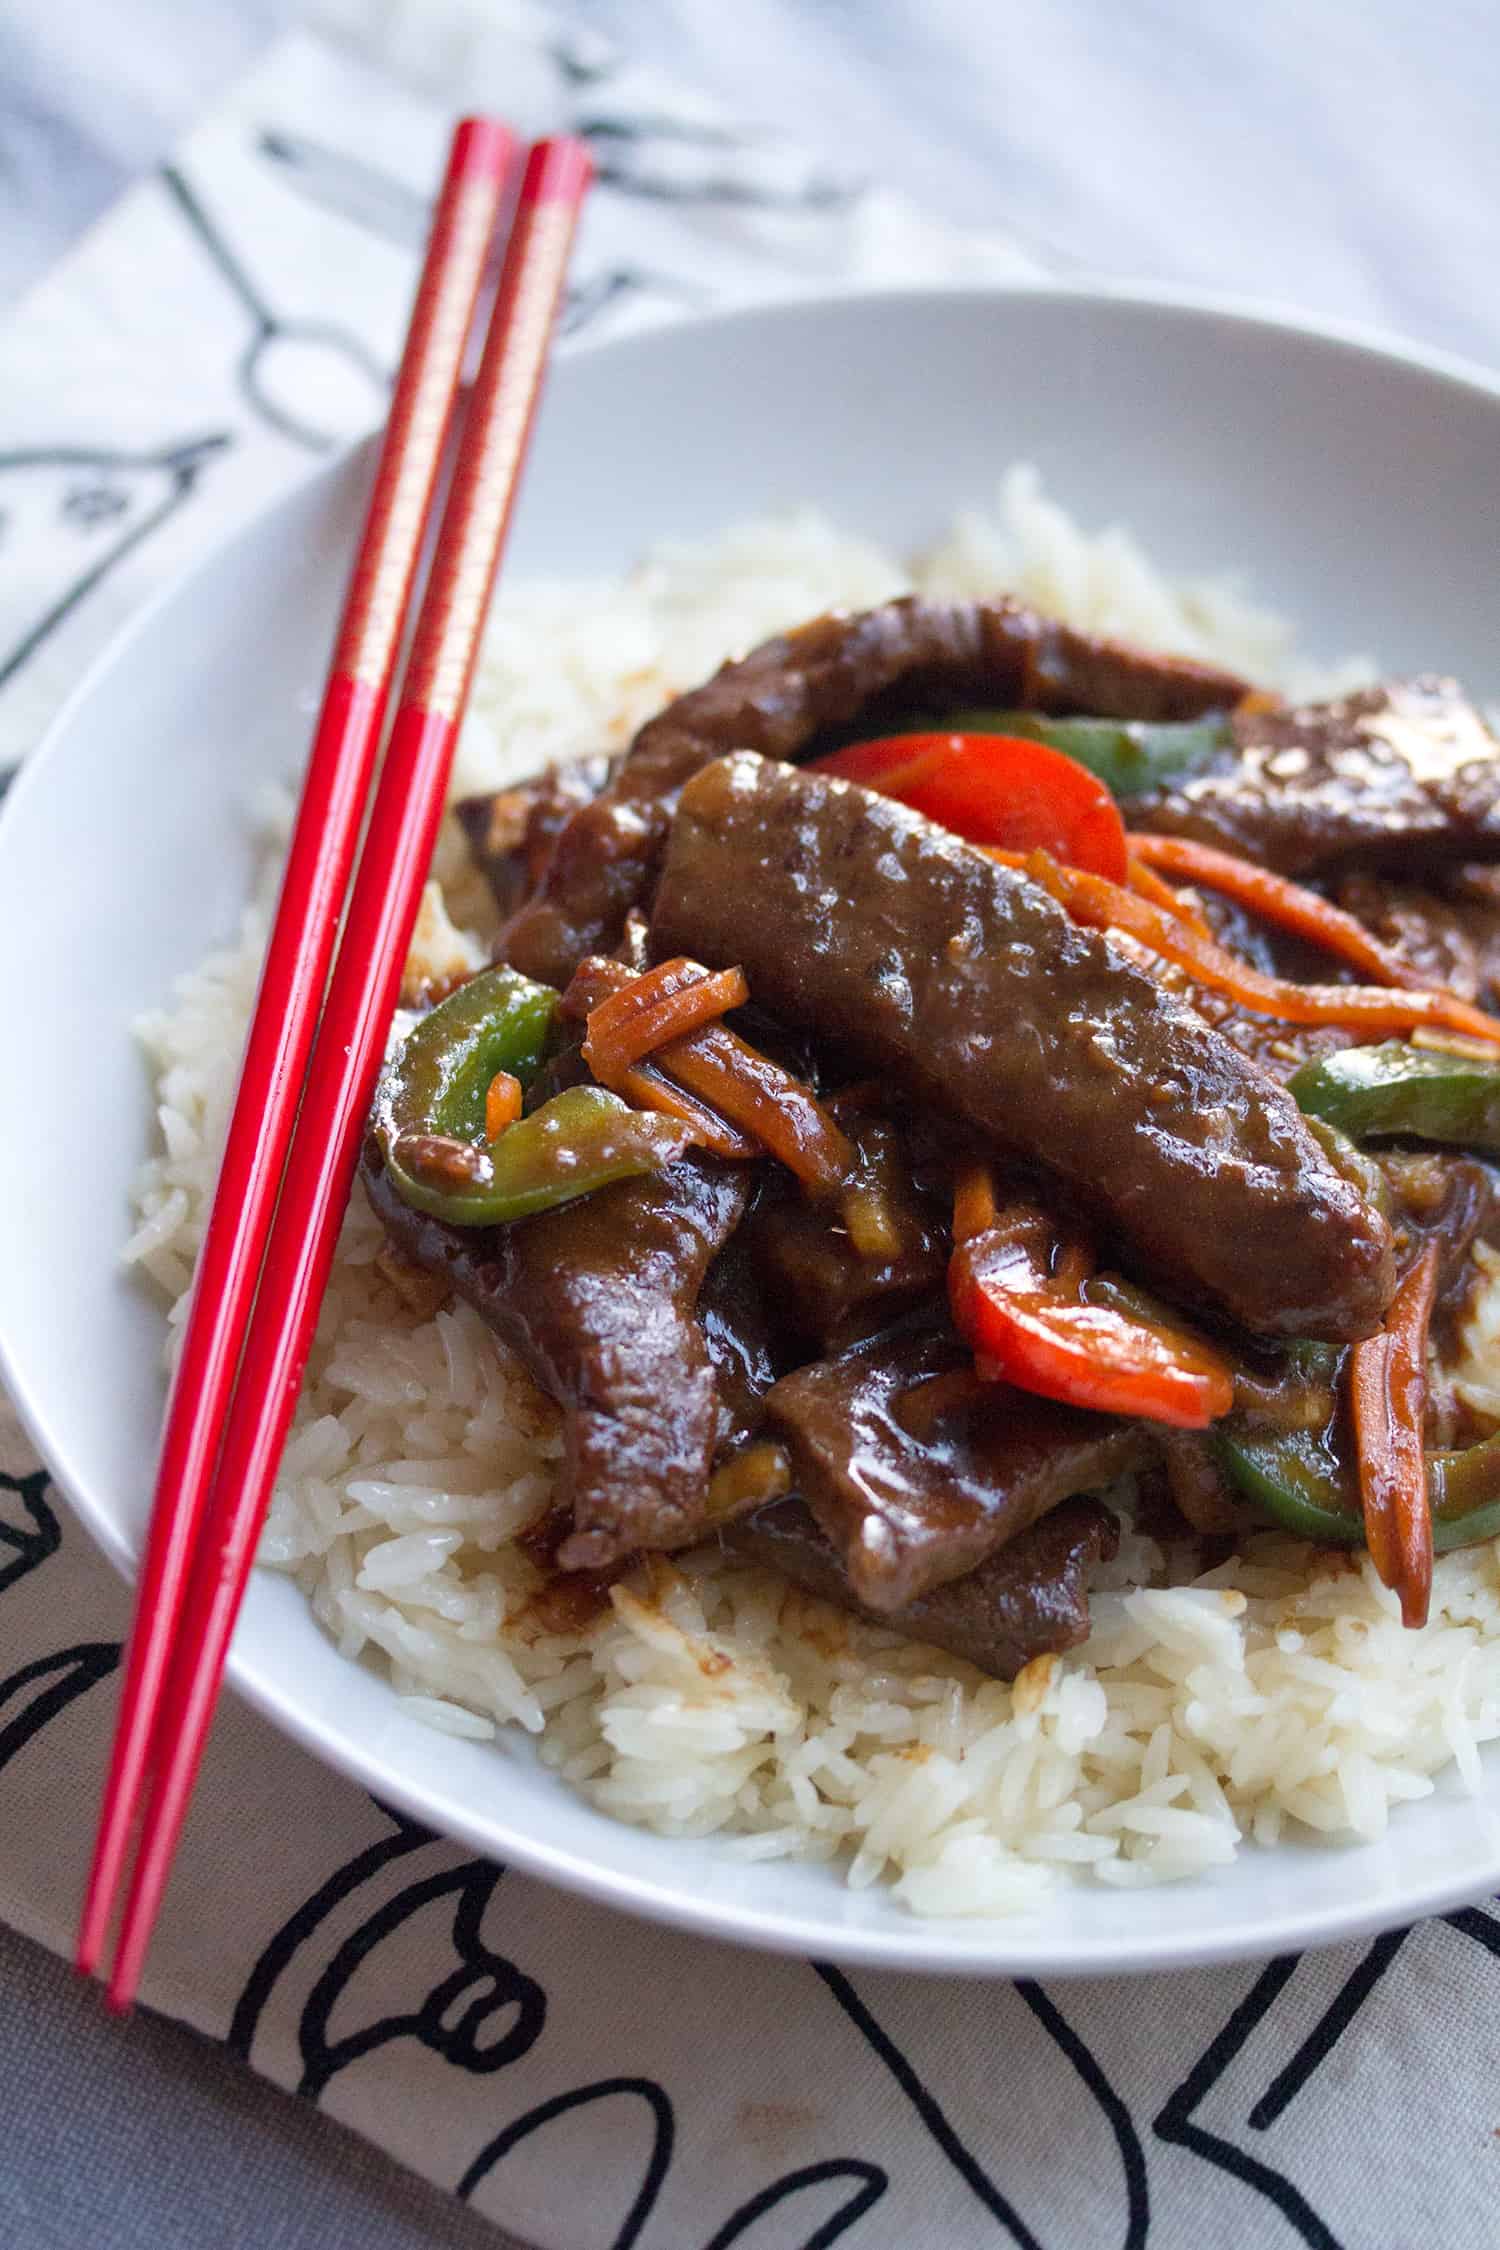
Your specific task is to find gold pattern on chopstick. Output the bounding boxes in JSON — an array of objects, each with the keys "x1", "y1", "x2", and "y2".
[
  {"x1": 335, "y1": 175, "x2": 499, "y2": 690},
  {"x1": 406, "y1": 199, "x2": 579, "y2": 721}
]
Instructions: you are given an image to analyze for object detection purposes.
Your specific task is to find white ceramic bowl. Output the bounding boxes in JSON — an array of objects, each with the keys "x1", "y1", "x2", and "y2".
[{"x1": 6, "y1": 287, "x2": 1500, "y2": 1978}]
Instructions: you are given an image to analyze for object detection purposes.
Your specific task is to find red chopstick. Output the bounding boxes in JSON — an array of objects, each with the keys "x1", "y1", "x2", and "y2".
[
  {"x1": 100, "y1": 136, "x2": 592, "y2": 2011},
  {"x1": 76, "y1": 117, "x2": 517, "y2": 1984}
]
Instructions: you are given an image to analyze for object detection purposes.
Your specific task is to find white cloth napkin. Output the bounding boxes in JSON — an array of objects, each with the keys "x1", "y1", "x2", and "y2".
[{"x1": 2, "y1": 13, "x2": 1497, "y2": 2248}]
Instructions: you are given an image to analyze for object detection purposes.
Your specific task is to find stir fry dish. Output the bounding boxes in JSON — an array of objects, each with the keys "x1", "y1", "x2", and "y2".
[{"x1": 362, "y1": 594, "x2": 1500, "y2": 1679}]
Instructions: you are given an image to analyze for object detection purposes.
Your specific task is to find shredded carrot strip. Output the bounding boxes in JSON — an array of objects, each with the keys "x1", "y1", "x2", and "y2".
[
  {"x1": 1015, "y1": 849, "x2": 1500, "y2": 1047},
  {"x1": 1350, "y1": 1243, "x2": 1438, "y2": 1630},
  {"x1": 558, "y1": 956, "x2": 630, "y2": 1021},
  {"x1": 1126, "y1": 853, "x2": 1214, "y2": 940},
  {"x1": 1126, "y1": 833, "x2": 1433, "y2": 992},
  {"x1": 952, "y1": 1163, "x2": 998, "y2": 1244},
  {"x1": 562, "y1": 953, "x2": 853, "y2": 1188},
  {"x1": 584, "y1": 956, "x2": 748, "y2": 1078},
  {"x1": 483, "y1": 1070, "x2": 523, "y2": 1140},
  {"x1": 656, "y1": 1024, "x2": 853, "y2": 1192},
  {"x1": 610, "y1": 1057, "x2": 760, "y2": 1160},
  {"x1": 564, "y1": 958, "x2": 758, "y2": 1154}
]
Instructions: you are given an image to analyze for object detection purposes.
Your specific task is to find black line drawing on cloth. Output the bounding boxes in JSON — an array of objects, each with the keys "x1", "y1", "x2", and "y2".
[
  {"x1": 256, "y1": 125, "x2": 713, "y2": 342},
  {"x1": 577, "y1": 115, "x2": 861, "y2": 212},
  {"x1": 458, "y1": 2076, "x2": 674, "y2": 2250},
  {"x1": 228, "y1": 1797, "x2": 437, "y2": 2060},
  {"x1": 545, "y1": 25, "x2": 862, "y2": 211},
  {"x1": 233, "y1": 1804, "x2": 868, "y2": 2250},
  {"x1": 699, "y1": 2156, "x2": 887, "y2": 2249},
  {"x1": 160, "y1": 165, "x2": 390, "y2": 453},
  {"x1": 816, "y1": 1962, "x2": 1154, "y2": 2247},
  {"x1": 256, "y1": 129, "x2": 429, "y2": 252},
  {"x1": 813, "y1": 1962, "x2": 1042, "y2": 2247},
  {"x1": 1246, "y1": 1929, "x2": 1410, "y2": 2129},
  {"x1": 0, "y1": 1466, "x2": 62, "y2": 1595},
  {"x1": 548, "y1": 24, "x2": 1079, "y2": 271},
  {"x1": 558, "y1": 265, "x2": 712, "y2": 339},
  {"x1": 1446, "y1": 1902, "x2": 1500, "y2": 1958},
  {"x1": 1154, "y1": 1955, "x2": 1345, "y2": 2250},
  {"x1": 292, "y1": 1859, "x2": 544, "y2": 2098},
  {"x1": 289, "y1": 1859, "x2": 541, "y2": 2099},
  {"x1": 1156, "y1": 1915, "x2": 1500, "y2": 2245},
  {"x1": 577, "y1": 113, "x2": 778, "y2": 153},
  {"x1": 228, "y1": 1796, "x2": 544, "y2": 2098},
  {"x1": 544, "y1": 19, "x2": 863, "y2": 209},
  {"x1": 550, "y1": 25, "x2": 623, "y2": 87},
  {"x1": 0, "y1": 1642, "x2": 120, "y2": 1773},
  {"x1": 1016, "y1": 1981, "x2": 1149, "y2": 2250},
  {"x1": 0, "y1": 434, "x2": 230, "y2": 703}
]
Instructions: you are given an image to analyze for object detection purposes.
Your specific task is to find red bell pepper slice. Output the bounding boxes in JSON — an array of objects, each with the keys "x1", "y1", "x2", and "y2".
[
  {"x1": 812, "y1": 732, "x2": 1129, "y2": 882},
  {"x1": 948, "y1": 1205, "x2": 1234, "y2": 1429}
]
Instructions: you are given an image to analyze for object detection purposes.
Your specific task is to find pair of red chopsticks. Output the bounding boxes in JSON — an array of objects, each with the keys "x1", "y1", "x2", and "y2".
[{"x1": 76, "y1": 120, "x2": 592, "y2": 2011}]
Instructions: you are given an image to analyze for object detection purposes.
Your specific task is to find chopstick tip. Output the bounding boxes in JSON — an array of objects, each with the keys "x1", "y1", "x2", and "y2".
[
  {"x1": 75, "y1": 1878, "x2": 112, "y2": 1980},
  {"x1": 451, "y1": 116, "x2": 519, "y2": 182},
  {"x1": 519, "y1": 134, "x2": 594, "y2": 208}
]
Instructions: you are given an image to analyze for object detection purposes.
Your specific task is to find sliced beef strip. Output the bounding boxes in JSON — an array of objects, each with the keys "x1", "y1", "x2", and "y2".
[
  {"x1": 726, "y1": 1494, "x2": 1120, "y2": 1681},
  {"x1": 696, "y1": 1208, "x2": 783, "y2": 1448},
  {"x1": 1378, "y1": 1150, "x2": 1500, "y2": 1350},
  {"x1": 456, "y1": 753, "x2": 615, "y2": 920},
  {"x1": 1447, "y1": 863, "x2": 1500, "y2": 927},
  {"x1": 1131, "y1": 679, "x2": 1500, "y2": 879},
  {"x1": 362, "y1": 1143, "x2": 749, "y2": 1570},
  {"x1": 744, "y1": 1113, "x2": 947, "y2": 1357},
  {"x1": 1153, "y1": 1429, "x2": 1244, "y2": 1535},
  {"x1": 1166, "y1": 891, "x2": 1500, "y2": 1326},
  {"x1": 1335, "y1": 871, "x2": 1500, "y2": 1008},
  {"x1": 652, "y1": 752, "x2": 1395, "y2": 1342},
  {"x1": 759, "y1": 1322, "x2": 1151, "y2": 1609},
  {"x1": 502, "y1": 594, "x2": 1249, "y2": 985}
]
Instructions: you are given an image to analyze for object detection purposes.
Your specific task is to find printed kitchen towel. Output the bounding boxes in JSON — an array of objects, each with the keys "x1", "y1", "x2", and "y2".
[
  {"x1": 0, "y1": 3, "x2": 1036, "y2": 773},
  {"x1": 2, "y1": 9, "x2": 1498, "y2": 2249}
]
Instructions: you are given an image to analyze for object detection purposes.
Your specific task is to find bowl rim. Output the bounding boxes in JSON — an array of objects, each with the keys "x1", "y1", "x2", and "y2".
[{"x1": 7, "y1": 276, "x2": 1500, "y2": 1978}]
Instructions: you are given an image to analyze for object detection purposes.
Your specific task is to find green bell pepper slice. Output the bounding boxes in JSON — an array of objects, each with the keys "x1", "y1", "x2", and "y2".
[
  {"x1": 1215, "y1": 1417, "x2": 1500, "y2": 1554},
  {"x1": 1290, "y1": 1040, "x2": 1500, "y2": 1154},
  {"x1": 384, "y1": 1083, "x2": 693, "y2": 1227},
  {"x1": 931, "y1": 711, "x2": 1232, "y2": 798},
  {"x1": 808, "y1": 710, "x2": 1232, "y2": 798},
  {"x1": 1212, "y1": 1421, "x2": 1362, "y2": 1545},
  {"x1": 378, "y1": 966, "x2": 559, "y2": 1147},
  {"x1": 373, "y1": 965, "x2": 690, "y2": 1226}
]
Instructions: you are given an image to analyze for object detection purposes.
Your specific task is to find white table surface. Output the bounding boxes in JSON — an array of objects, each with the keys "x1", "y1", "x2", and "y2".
[{"x1": 4, "y1": 2, "x2": 1499, "y2": 2244}]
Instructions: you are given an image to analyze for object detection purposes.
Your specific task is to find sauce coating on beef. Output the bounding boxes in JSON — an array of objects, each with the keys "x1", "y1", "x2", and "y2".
[
  {"x1": 726, "y1": 1493, "x2": 1120, "y2": 1679},
  {"x1": 652, "y1": 751, "x2": 1395, "y2": 1341},
  {"x1": 502, "y1": 594, "x2": 1248, "y2": 985},
  {"x1": 1131, "y1": 679, "x2": 1500, "y2": 876},
  {"x1": 363, "y1": 1141, "x2": 747, "y2": 1569}
]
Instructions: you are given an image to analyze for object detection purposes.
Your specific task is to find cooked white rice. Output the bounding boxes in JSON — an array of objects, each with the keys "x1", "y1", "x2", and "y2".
[{"x1": 126, "y1": 466, "x2": 1500, "y2": 1918}]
